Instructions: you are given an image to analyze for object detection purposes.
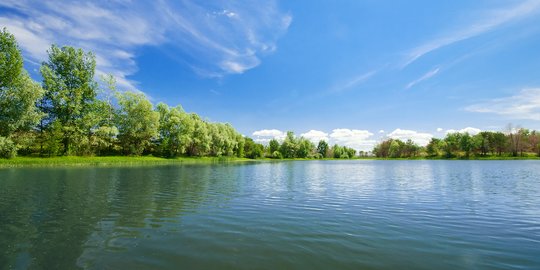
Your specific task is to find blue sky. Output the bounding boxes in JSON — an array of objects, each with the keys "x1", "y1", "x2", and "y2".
[{"x1": 2, "y1": 0, "x2": 540, "y2": 150}]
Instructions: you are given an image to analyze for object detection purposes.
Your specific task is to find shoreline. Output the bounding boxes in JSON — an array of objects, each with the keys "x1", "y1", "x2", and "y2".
[{"x1": 1, "y1": 156, "x2": 539, "y2": 168}]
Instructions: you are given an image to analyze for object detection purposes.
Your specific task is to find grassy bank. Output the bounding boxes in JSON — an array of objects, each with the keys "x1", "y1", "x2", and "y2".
[
  {"x1": 1, "y1": 155, "x2": 539, "y2": 168},
  {"x1": 0, "y1": 156, "x2": 258, "y2": 168}
]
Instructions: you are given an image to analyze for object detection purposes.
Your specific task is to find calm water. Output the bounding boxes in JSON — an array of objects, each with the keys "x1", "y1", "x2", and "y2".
[{"x1": 1, "y1": 160, "x2": 539, "y2": 269}]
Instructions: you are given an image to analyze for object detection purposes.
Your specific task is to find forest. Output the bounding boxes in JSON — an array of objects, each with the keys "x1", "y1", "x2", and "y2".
[{"x1": 0, "y1": 28, "x2": 357, "y2": 160}]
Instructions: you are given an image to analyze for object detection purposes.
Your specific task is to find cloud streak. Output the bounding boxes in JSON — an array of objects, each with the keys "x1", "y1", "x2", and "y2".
[
  {"x1": 403, "y1": 0, "x2": 540, "y2": 67},
  {"x1": 406, "y1": 67, "x2": 440, "y2": 89},
  {"x1": 0, "y1": 0, "x2": 291, "y2": 89},
  {"x1": 465, "y1": 88, "x2": 540, "y2": 120}
]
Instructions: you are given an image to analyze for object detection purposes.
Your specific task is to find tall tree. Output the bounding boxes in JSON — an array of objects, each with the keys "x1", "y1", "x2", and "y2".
[
  {"x1": 316, "y1": 140, "x2": 329, "y2": 158},
  {"x1": 116, "y1": 91, "x2": 159, "y2": 155},
  {"x1": 0, "y1": 28, "x2": 44, "y2": 158},
  {"x1": 40, "y1": 45, "x2": 98, "y2": 155},
  {"x1": 280, "y1": 131, "x2": 298, "y2": 158}
]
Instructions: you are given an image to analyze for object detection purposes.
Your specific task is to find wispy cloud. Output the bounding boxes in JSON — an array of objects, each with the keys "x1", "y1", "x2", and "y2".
[
  {"x1": 403, "y1": 0, "x2": 540, "y2": 67},
  {"x1": 465, "y1": 88, "x2": 540, "y2": 120},
  {"x1": 406, "y1": 67, "x2": 440, "y2": 89},
  {"x1": 159, "y1": 0, "x2": 291, "y2": 76},
  {"x1": 0, "y1": 0, "x2": 291, "y2": 89},
  {"x1": 330, "y1": 70, "x2": 377, "y2": 93}
]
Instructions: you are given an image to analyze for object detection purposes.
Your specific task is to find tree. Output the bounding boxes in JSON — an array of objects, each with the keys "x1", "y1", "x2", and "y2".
[
  {"x1": 474, "y1": 132, "x2": 491, "y2": 156},
  {"x1": 459, "y1": 133, "x2": 474, "y2": 158},
  {"x1": 279, "y1": 131, "x2": 298, "y2": 158},
  {"x1": 156, "y1": 103, "x2": 189, "y2": 157},
  {"x1": 0, "y1": 28, "x2": 44, "y2": 158},
  {"x1": 269, "y1": 139, "x2": 280, "y2": 157},
  {"x1": 529, "y1": 130, "x2": 540, "y2": 157},
  {"x1": 297, "y1": 137, "x2": 314, "y2": 158},
  {"x1": 40, "y1": 45, "x2": 98, "y2": 155},
  {"x1": 317, "y1": 140, "x2": 329, "y2": 158},
  {"x1": 388, "y1": 139, "x2": 403, "y2": 158},
  {"x1": 490, "y1": 132, "x2": 507, "y2": 156},
  {"x1": 443, "y1": 133, "x2": 460, "y2": 157},
  {"x1": 116, "y1": 91, "x2": 159, "y2": 155},
  {"x1": 426, "y1": 138, "x2": 441, "y2": 157},
  {"x1": 244, "y1": 137, "x2": 264, "y2": 159}
]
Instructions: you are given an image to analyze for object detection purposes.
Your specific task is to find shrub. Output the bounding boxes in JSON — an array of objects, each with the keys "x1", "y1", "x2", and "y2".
[{"x1": 0, "y1": 136, "x2": 17, "y2": 158}]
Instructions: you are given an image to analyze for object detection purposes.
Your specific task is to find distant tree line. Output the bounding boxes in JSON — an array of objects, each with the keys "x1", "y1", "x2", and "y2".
[
  {"x1": 0, "y1": 28, "x2": 357, "y2": 159},
  {"x1": 373, "y1": 128, "x2": 540, "y2": 158}
]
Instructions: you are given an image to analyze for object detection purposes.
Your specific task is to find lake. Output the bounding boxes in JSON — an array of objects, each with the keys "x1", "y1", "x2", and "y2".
[{"x1": 1, "y1": 160, "x2": 539, "y2": 269}]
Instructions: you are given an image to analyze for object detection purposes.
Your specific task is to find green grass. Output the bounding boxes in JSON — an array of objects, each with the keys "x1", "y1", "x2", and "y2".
[
  {"x1": 0, "y1": 156, "x2": 257, "y2": 168},
  {"x1": 1, "y1": 155, "x2": 538, "y2": 168}
]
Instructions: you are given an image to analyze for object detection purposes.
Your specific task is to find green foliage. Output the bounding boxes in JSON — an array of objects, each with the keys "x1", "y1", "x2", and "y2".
[
  {"x1": 373, "y1": 128, "x2": 540, "y2": 159},
  {"x1": 0, "y1": 28, "x2": 44, "y2": 140},
  {"x1": 269, "y1": 139, "x2": 280, "y2": 154},
  {"x1": 426, "y1": 138, "x2": 441, "y2": 157},
  {"x1": 0, "y1": 29, "x2": 44, "y2": 158},
  {"x1": 316, "y1": 140, "x2": 329, "y2": 158},
  {"x1": 0, "y1": 28, "x2": 23, "y2": 89},
  {"x1": 244, "y1": 137, "x2": 264, "y2": 159},
  {"x1": 116, "y1": 91, "x2": 159, "y2": 155},
  {"x1": 40, "y1": 45, "x2": 98, "y2": 155},
  {"x1": 297, "y1": 138, "x2": 314, "y2": 158},
  {"x1": 279, "y1": 131, "x2": 298, "y2": 158},
  {"x1": 0, "y1": 136, "x2": 17, "y2": 158}
]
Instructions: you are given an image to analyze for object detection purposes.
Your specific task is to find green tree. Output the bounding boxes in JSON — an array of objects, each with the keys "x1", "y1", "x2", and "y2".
[
  {"x1": 269, "y1": 138, "x2": 280, "y2": 157},
  {"x1": 426, "y1": 138, "x2": 441, "y2": 157},
  {"x1": 279, "y1": 131, "x2": 298, "y2": 158},
  {"x1": 316, "y1": 140, "x2": 329, "y2": 158},
  {"x1": 156, "y1": 103, "x2": 188, "y2": 157},
  {"x1": 297, "y1": 138, "x2": 314, "y2": 158},
  {"x1": 490, "y1": 132, "x2": 507, "y2": 156},
  {"x1": 244, "y1": 137, "x2": 264, "y2": 159},
  {"x1": 40, "y1": 45, "x2": 98, "y2": 155},
  {"x1": 474, "y1": 132, "x2": 491, "y2": 156},
  {"x1": 116, "y1": 91, "x2": 159, "y2": 155},
  {"x1": 0, "y1": 28, "x2": 44, "y2": 158},
  {"x1": 459, "y1": 133, "x2": 474, "y2": 158},
  {"x1": 388, "y1": 139, "x2": 403, "y2": 158},
  {"x1": 443, "y1": 133, "x2": 460, "y2": 157}
]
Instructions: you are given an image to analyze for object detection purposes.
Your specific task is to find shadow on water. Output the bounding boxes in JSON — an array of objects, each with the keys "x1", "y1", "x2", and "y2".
[{"x1": 0, "y1": 164, "x2": 240, "y2": 269}]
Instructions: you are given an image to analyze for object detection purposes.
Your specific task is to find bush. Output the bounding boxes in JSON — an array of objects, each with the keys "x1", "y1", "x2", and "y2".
[{"x1": 0, "y1": 136, "x2": 17, "y2": 158}]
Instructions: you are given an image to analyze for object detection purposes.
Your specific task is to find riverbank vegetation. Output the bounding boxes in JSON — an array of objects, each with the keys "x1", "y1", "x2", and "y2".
[
  {"x1": 373, "y1": 128, "x2": 540, "y2": 159},
  {"x1": 0, "y1": 28, "x2": 357, "y2": 160}
]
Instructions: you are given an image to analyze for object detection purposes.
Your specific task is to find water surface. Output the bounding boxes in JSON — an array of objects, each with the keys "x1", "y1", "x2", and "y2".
[{"x1": 1, "y1": 160, "x2": 539, "y2": 269}]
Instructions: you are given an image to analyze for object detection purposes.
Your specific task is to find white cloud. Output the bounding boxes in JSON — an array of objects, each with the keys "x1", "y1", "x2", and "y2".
[
  {"x1": 0, "y1": 0, "x2": 290, "y2": 89},
  {"x1": 387, "y1": 129, "x2": 433, "y2": 146},
  {"x1": 403, "y1": 0, "x2": 540, "y2": 67},
  {"x1": 252, "y1": 129, "x2": 286, "y2": 144},
  {"x1": 445, "y1": 127, "x2": 482, "y2": 135},
  {"x1": 406, "y1": 67, "x2": 439, "y2": 89},
  {"x1": 465, "y1": 88, "x2": 540, "y2": 121},
  {"x1": 379, "y1": 130, "x2": 385, "y2": 134},
  {"x1": 301, "y1": 130, "x2": 329, "y2": 143},
  {"x1": 329, "y1": 129, "x2": 376, "y2": 151},
  {"x1": 436, "y1": 128, "x2": 444, "y2": 132}
]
